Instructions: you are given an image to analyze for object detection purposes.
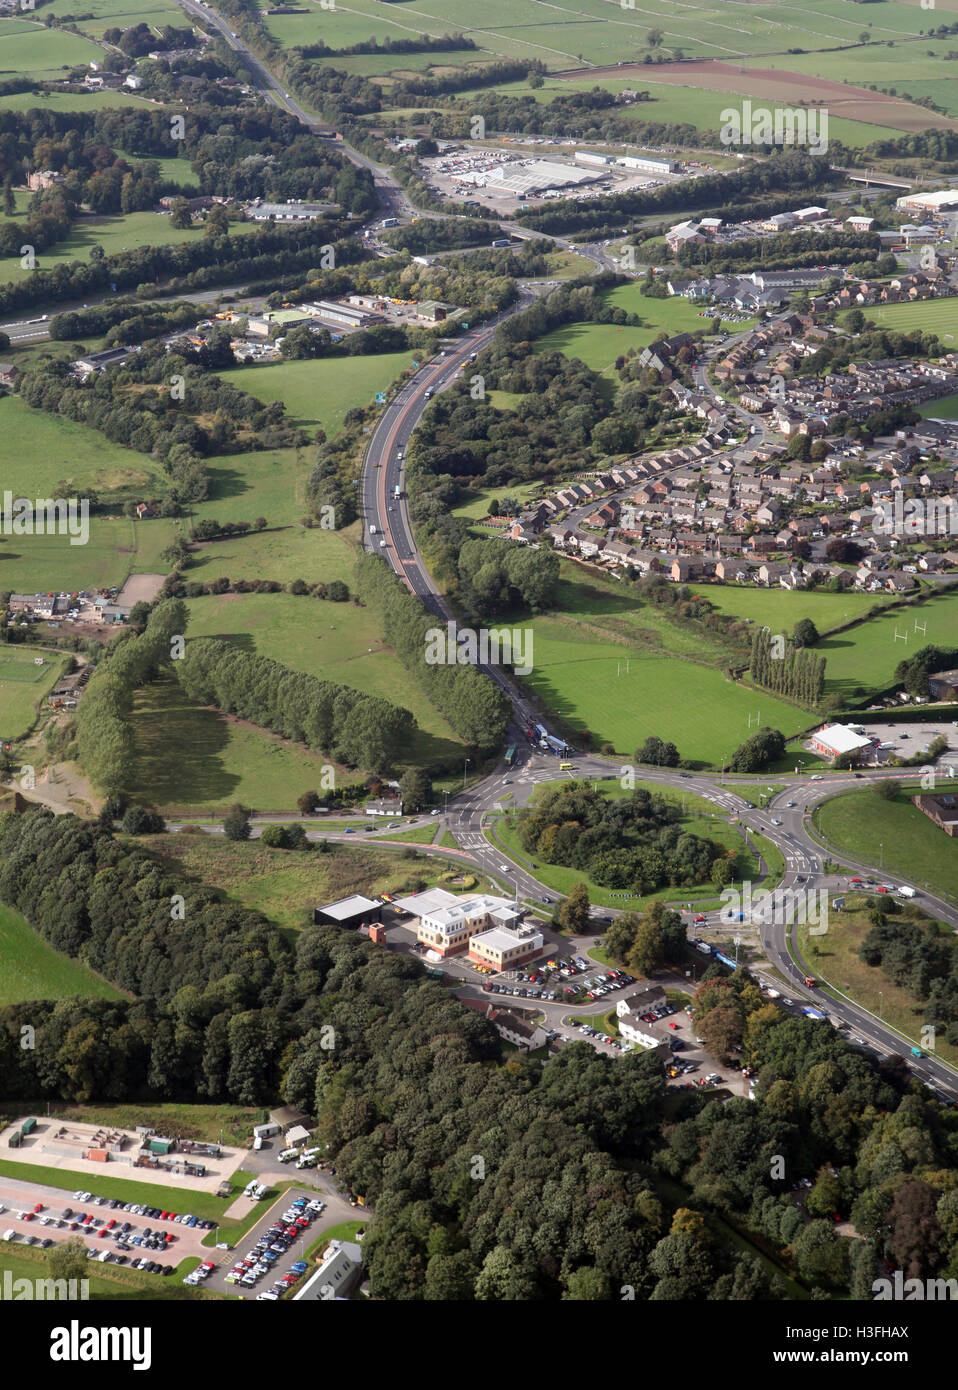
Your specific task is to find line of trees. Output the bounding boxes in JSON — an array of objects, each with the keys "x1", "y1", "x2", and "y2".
[
  {"x1": 75, "y1": 598, "x2": 188, "y2": 793},
  {"x1": 0, "y1": 216, "x2": 354, "y2": 319},
  {"x1": 354, "y1": 553, "x2": 510, "y2": 750},
  {"x1": 177, "y1": 637, "x2": 416, "y2": 772},
  {"x1": 749, "y1": 628, "x2": 825, "y2": 705}
]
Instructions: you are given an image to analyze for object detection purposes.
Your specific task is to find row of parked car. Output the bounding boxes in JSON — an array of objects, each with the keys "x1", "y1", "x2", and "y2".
[
  {"x1": 223, "y1": 1197, "x2": 325, "y2": 1299},
  {"x1": 574, "y1": 1024, "x2": 632, "y2": 1054},
  {"x1": 69, "y1": 1191, "x2": 216, "y2": 1229}
]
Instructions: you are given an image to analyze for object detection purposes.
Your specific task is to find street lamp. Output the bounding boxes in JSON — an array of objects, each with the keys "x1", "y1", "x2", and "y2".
[{"x1": 462, "y1": 757, "x2": 471, "y2": 789}]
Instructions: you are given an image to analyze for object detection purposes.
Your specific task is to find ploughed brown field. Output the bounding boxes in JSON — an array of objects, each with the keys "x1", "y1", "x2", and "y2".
[{"x1": 554, "y1": 60, "x2": 958, "y2": 132}]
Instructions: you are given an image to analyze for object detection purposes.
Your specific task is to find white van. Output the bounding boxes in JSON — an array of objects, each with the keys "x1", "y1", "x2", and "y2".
[{"x1": 278, "y1": 1148, "x2": 299, "y2": 1163}]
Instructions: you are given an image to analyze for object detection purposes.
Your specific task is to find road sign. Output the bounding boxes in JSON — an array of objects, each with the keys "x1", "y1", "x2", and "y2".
[
  {"x1": 375, "y1": 393, "x2": 386, "y2": 403},
  {"x1": 462, "y1": 323, "x2": 469, "y2": 329}
]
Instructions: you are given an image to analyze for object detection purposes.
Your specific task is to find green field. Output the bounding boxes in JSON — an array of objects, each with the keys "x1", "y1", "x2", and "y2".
[
  {"x1": 920, "y1": 392, "x2": 958, "y2": 420},
  {"x1": 841, "y1": 298, "x2": 958, "y2": 344},
  {"x1": 454, "y1": 76, "x2": 904, "y2": 149},
  {"x1": 0, "y1": 900, "x2": 122, "y2": 1006},
  {"x1": 40, "y1": 0, "x2": 185, "y2": 39},
  {"x1": 0, "y1": 18, "x2": 103, "y2": 79},
  {"x1": 534, "y1": 284, "x2": 753, "y2": 375},
  {"x1": 258, "y1": 0, "x2": 942, "y2": 73},
  {"x1": 0, "y1": 208, "x2": 256, "y2": 286},
  {"x1": 689, "y1": 585, "x2": 886, "y2": 635},
  {"x1": 0, "y1": 393, "x2": 178, "y2": 591},
  {"x1": 817, "y1": 591, "x2": 958, "y2": 699},
  {"x1": 184, "y1": 590, "x2": 463, "y2": 753},
  {"x1": 184, "y1": 521, "x2": 358, "y2": 588},
  {"x1": 143, "y1": 832, "x2": 488, "y2": 932},
  {"x1": 0, "y1": 645, "x2": 66, "y2": 739},
  {"x1": 188, "y1": 446, "x2": 308, "y2": 531},
  {"x1": 222, "y1": 351, "x2": 419, "y2": 438},
  {"x1": 126, "y1": 675, "x2": 354, "y2": 813},
  {"x1": 814, "y1": 785, "x2": 958, "y2": 902},
  {"x1": 0, "y1": 88, "x2": 160, "y2": 114},
  {"x1": 515, "y1": 567, "x2": 809, "y2": 763},
  {"x1": 524, "y1": 633, "x2": 808, "y2": 764},
  {"x1": 797, "y1": 902, "x2": 958, "y2": 1067}
]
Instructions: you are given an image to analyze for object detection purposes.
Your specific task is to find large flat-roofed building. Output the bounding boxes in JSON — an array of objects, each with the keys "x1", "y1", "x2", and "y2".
[
  {"x1": 247, "y1": 308, "x2": 313, "y2": 338},
  {"x1": 305, "y1": 299, "x2": 384, "y2": 329},
  {"x1": 896, "y1": 189, "x2": 958, "y2": 213},
  {"x1": 313, "y1": 894, "x2": 383, "y2": 929},
  {"x1": 394, "y1": 889, "x2": 531, "y2": 959},
  {"x1": 617, "y1": 154, "x2": 675, "y2": 175},
  {"x1": 486, "y1": 159, "x2": 604, "y2": 195},
  {"x1": 808, "y1": 723, "x2": 873, "y2": 763},
  {"x1": 247, "y1": 200, "x2": 338, "y2": 221},
  {"x1": 468, "y1": 922, "x2": 543, "y2": 971}
]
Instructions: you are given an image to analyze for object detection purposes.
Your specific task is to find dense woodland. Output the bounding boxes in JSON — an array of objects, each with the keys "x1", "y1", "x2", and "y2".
[
  {"x1": 3, "y1": 806, "x2": 958, "y2": 1295},
  {"x1": 519, "y1": 782, "x2": 723, "y2": 895}
]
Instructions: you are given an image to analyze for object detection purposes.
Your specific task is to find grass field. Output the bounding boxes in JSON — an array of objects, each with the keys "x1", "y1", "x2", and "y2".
[
  {"x1": 841, "y1": 298, "x2": 958, "y2": 343},
  {"x1": 187, "y1": 446, "x2": 308, "y2": 532},
  {"x1": 524, "y1": 633, "x2": 809, "y2": 763},
  {"x1": 0, "y1": 645, "x2": 66, "y2": 739},
  {"x1": 126, "y1": 676, "x2": 357, "y2": 812},
  {"x1": 143, "y1": 832, "x2": 488, "y2": 932},
  {"x1": 534, "y1": 285, "x2": 752, "y2": 375},
  {"x1": 40, "y1": 0, "x2": 185, "y2": 39},
  {"x1": 184, "y1": 521, "x2": 358, "y2": 588},
  {"x1": 0, "y1": 901, "x2": 122, "y2": 1006},
  {"x1": 454, "y1": 75, "x2": 904, "y2": 149},
  {"x1": 0, "y1": 208, "x2": 256, "y2": 286},
  {"x1": 222, "y1": 351, "x2": 418, "y2": 438},
  {"x1": 257, "y1": 0, "x2": 941, "y2": 71},
  {"x1": 814, "y1": 786, "x2": 958, "y2": 902},
  {"x1": 817, "y1": 590, "x2": 958, "y2": 699},
  {"x1": 689, "y1": 585, "x2": 886, "y2": 635},
  {"x1": 797, "y1": 903, "x2": 958, "y2": 1067},
  {"x1": 183, "y1": 590, "x2": 463, "y2": 754},
  {"x1": 920, "y1": 392, "x2": 958, "y2": 420},
  {"x1": 0, "y1": 18, "x2": 102, "y2": 79},
  {"x1": 0, "y1": 88, "x2": 161, "y2": 114},
  {"x1": 0, "y1": 394, "x2": 177, "y2": 592}
]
